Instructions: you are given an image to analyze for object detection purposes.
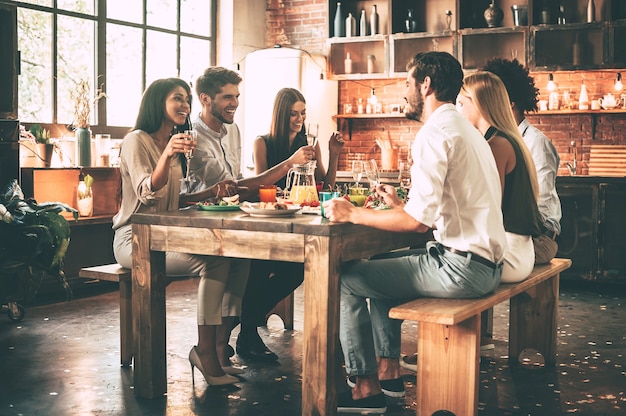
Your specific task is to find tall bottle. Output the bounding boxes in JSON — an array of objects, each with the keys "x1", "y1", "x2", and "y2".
[
  {"x1": 370, "y1": 4, "x2": 379, "y2": 35},
  {"x1": 586, "y1": 0, "x2": 595, "y2": 22},
  {"x1": 345, "y1": 12, "x2": 356, "y2": 37},
  {"x1": 578, "y1": 81, "x2": 589, "y2": 110},
  {"x1": 359, "y1": 9, "x2": 367, "y2": 36},
  {"x1": 333, "y1": 2, "x2": 344, "y2": 37},
  {"x1": 344, "y1": 52, "x2": 352, "y2": 74}
]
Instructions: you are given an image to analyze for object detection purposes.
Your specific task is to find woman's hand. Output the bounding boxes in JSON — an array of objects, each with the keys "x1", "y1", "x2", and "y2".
[
  {"x1": 287, "y1": 146, "x2": 315, "y2": 167},
  {"x1": 166, "y1": 132, "x2": 196, "y2": 158},
  {"x1": 328, "y1": 132, "x2": 345, "y2": 155},
  {"x1": 376, "y1": 184, "x2": 403, "y2": 208}
]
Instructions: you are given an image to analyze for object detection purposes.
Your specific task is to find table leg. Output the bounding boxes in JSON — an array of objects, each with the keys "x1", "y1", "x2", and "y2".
[
  {"x1": 132, "y1": 223, "x2": 168, "y2": 398},
  {"x1": 416, "y1": 317, "x2": 480, "y2": 416},
  {"x1": 302, "y1": 235, "x2": 341, "y2": 416}
]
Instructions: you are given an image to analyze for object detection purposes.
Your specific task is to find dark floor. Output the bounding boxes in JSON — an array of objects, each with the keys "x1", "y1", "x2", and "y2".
[{"x1": 1, "y1": 276, "x2": 625, "y2": 416}]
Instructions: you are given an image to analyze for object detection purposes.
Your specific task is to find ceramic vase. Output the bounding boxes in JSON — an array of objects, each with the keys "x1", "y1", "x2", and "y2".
[
  {"x1": 484, "y1": 0, "x2": 503, "y2": 28},
  {"x1": 405, "y1": 9, "x2": 417, "y2": 33},
  {"x1": 76, "y1": 127, "x2": 92, "y2": 167},
  {"x1": 36, "y1": 143, "x2": 54, "y2": 168}
]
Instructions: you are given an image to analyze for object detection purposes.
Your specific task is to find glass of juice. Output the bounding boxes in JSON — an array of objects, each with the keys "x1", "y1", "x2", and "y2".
[{"x1": 259, "y1": 184, "x2": 277, "y2": 202}]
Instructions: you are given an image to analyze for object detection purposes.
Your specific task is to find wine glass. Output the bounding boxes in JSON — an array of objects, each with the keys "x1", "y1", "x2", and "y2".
[
  {"x1": 183, "y1": 129, "x2": 197, "y2": 183},
  {"x1": 365, "y1": 159, "x2": 380, "y2": 188},
  {"x1": 351, "y1": 160, "x2": 363, "y2": 187},
  {"x1": 306, "y1": 123, "x2": 318, "y2": 148},
  {"x1": 398, "y1": 161, "x2": 412, "y2": 201}
]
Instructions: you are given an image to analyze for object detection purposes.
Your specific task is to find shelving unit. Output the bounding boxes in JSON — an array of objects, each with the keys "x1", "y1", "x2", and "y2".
[{"x1": 326, "y1": 0, "x2": 626, "y2": 78}]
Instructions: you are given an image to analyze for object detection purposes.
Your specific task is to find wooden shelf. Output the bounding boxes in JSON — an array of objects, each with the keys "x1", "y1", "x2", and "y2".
[{"x1": 333, "y1": 113, "x2": 406, "y2": 140}]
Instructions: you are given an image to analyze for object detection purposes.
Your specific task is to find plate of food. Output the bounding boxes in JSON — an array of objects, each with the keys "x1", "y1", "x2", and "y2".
[
  {"x1": 240, "y1": 202, "x2": 302, "y2": 217},
  {"x1": 196, "y1": 195, "x2": 241, "y2": 211}
]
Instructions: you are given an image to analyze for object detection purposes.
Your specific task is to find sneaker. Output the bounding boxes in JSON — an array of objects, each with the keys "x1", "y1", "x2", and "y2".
[
  {"x1": 480, "y1": 336, "x2": 495, "y2": 351},
  {"x1": 346, "y1": 376, "x2": 405, "y2": 398},
  {"x1": 337, "y1": 390, "x2": 387, "y2": 414},
  {"x1": 399, "y1": 354, "x2": 417, "y2": 372}
]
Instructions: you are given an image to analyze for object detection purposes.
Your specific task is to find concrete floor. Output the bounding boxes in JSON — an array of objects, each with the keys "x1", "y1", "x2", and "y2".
[{"x1": 1, "y1": 277, "x2": 625, "y2": 416}]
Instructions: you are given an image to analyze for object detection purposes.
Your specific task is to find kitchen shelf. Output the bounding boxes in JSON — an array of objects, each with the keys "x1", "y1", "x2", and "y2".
[
  {"x1": 389, "y1": 31, "x2": 456, "y2": 76},
  {"x1": 459, "y1": 26, "x2": 528, "y2": 70},
  {"x1": 333, "y1": 113, "x2": 405, "y2": 140}
]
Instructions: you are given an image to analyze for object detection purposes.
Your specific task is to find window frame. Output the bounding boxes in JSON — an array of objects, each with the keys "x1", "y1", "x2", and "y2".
[{"x1": 8, "y1": 0, "x2": 216, "y2": 134}]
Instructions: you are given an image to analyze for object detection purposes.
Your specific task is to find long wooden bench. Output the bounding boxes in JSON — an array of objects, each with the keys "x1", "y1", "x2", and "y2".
[
  {"x1": 389, "y1": 258, "x2": 572, "y2": 416},
  {"x1": 79, "y1": 263, "x2": 295, "y2": 367}
]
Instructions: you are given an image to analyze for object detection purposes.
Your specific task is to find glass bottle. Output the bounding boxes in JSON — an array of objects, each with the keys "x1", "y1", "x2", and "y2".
[
  {"x1": 333, "y1": 2, "x2": 344, "y2": 37},
  {"x1": 370, "y1": 4, "x2": 379, "y2": 35},
  {"x1": 344, "y1": 52, "x2": 352, "y2": 74},
  {"x1": 540, "y1": 1, "x2": 551, "y2": 24},
  {"x1": 578, "y1": 81, "x2": 589, "y2": 110},
  {"x1": 359, "y1": 9, "x2": 367, "y2": 36},
  {"x1": 345, "y1": 12, "x2": 356, "y2": 37},
  {"x1": 367, "y1": 54, "x2": 376, "y2": 74},
  {"x1": 587, "y1": 0, "x2": 595, "y2": 22},
  {"x1": 557, "y1": 4, "x2": 566, "y2": 24},
  {"x1": 357, "y1": 98, "x2": 364, "y2": 114}
]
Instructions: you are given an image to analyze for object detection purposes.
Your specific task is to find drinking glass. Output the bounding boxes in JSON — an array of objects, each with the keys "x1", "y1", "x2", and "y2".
[
  {"x1": 351, "y1": 160, "x2": 364, "y2": 187},
  {"x1": 398, "y1": 161, "x2": 412, "y2": 201},
  {"x1": 183, "y1": 129, "x2": 197, "y2": 183},
  {"x1": 306, "y1": 123, "x2": 319, "y2": 147},
  {"x1": 365, "y1": 159, "x2": 380, "y2": 188}
]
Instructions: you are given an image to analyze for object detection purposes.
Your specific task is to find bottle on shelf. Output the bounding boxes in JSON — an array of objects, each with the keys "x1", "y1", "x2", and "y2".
[
  {"x1": 540, "y1": 1, "x2": 551, "y2": 24},
  {"x1": 557, "y1": 4, "x2": 567, "y2": 24},
  {"x1": 359, "y1": 9, "x2": 367, "y2": 37},
  {"x1": 405, "y1": 9, "x2": 417, "y2": 33},
  {"x1": 357, "y1": 98, "x2": 364, "y2": 114},
  {"x1": 587, "y1": 0, "x2": 595, "y2": 22},
  {"x1": 345, "y1": 12, "x2": 356, "y2": 37},
  {"x1": 367, "y1": 54, "x2": 376, "y2": 74},
  {"x1": 370, "y1": 4, "x2": 379, "y2": 35},
  {"x1": 368, "y1": 89, "x2": 379, "y2": 114},
  {"x1": 333, "y1": 2, "x2": 344, "y2": 37},
  {"x1": 572, "y1": 34, "x2": 582, "y2": 66},
  {"x1": 344, "y1": 52, "x2": 352, "y2": 74},
  {"x1": 579, "y1": 81, "x2": 589, "y2": 110}
]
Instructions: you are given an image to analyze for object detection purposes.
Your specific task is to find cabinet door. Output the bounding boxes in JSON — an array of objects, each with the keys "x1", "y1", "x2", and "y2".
[
  {"x1": 556, "y1": 183, "x2": 599, "y2": 280},
  {"x1": 599, "y1": 183, "x2": 626, "y2": 282}
]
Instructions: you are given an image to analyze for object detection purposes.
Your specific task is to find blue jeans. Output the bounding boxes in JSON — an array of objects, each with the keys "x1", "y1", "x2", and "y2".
[{"x1": 339, "y1": 241, "x2": 503, "y2": 376}]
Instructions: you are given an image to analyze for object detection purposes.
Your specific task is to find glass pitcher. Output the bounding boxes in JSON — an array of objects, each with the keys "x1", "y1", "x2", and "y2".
[{"x1": 285, "y1": 161, "x2": 319, "y2": 204}]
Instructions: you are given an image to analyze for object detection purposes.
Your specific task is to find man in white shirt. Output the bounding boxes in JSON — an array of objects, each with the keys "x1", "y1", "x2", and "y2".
[{"x1": 324, "y1": 51, "x2": 507, "y2": 414}]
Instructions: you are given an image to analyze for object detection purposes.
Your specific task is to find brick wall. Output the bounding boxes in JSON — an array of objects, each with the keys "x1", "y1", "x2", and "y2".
[{"x1": 266, "y1": 1, "x2": 626, "y2": 173}]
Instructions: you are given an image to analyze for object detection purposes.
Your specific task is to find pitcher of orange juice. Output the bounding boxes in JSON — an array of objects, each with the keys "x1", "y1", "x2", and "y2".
[{"x1": 286, "y1": 162, "x2": 319, "y2": 204}]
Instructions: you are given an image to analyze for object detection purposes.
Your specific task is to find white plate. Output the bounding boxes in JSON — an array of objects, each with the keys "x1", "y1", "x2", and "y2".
[
  {"x1": 240, "y1": 203, "x2": 302, "y2": 217},
  {"x1": 300, "y1": 206, "x2": 321, "y2": 215}
]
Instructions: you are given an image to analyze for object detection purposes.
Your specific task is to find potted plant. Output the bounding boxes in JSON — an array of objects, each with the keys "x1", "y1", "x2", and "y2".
[
  {"x1": 0, "y1": 179, "x2": 78, "y2": 308},
  {"x1": 70, "y1": 79, "x2": 107, "y2": 166},
  {"x1": 29, "y1": 124, "x2": 54, "y2": 168}
]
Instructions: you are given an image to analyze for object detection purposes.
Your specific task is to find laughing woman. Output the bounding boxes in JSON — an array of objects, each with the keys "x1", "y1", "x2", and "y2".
[{"x1": 112, "y1": 77, "x2": 247, "y2": 386}]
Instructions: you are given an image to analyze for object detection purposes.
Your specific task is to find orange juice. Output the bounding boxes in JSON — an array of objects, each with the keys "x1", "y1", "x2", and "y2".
[
  {"x1": 259, "y1": 185, "x2": 277, "y2": 202},
  {"x1": 288, "y1": 185, "x2": 319, "y2": 204}
]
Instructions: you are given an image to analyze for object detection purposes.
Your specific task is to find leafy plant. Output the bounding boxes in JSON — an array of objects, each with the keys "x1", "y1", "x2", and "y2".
[
  {"x1": 29, "y1": 124, "x2": 51, "y2": 144},
  {"x1": 0, "y1": 180, "x2": 78, "y2": 303}
]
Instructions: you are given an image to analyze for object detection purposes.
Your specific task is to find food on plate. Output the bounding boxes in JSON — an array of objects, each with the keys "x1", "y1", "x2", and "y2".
[
  {"x1": 258, "y1": 201, "x2": 290, "y2": 210},
  {"x1": 197, "y1": 194, "x2": 240, "y2": 207}
]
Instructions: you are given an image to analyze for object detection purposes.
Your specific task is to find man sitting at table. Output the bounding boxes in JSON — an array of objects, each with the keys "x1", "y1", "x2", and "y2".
[
  {"x1": 179, "y1": 66, "x2": 319, "y2": 368},
  {"x1": 323, "y1": 51, "x2": 507, "y2": 414}
]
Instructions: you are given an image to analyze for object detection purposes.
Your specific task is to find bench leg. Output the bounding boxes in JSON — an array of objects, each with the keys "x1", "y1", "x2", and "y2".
[
  {"x1": 416, "y1": 316, "x2": 480, "y2": 416},
  {"x1": 119, "y1": 278, "x2": 133, "y2": 367},
  {"x1": 509, "y1": 274, "x2": 559, "y2": 367},
  {"x1": 265, "y1": 292, "x2": 295, "y2": 330}
]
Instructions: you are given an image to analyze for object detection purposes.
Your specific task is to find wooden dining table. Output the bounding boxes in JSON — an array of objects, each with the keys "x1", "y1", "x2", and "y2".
[{"x1": 130, "y1": 207, "x2": 429, "y2": 415}]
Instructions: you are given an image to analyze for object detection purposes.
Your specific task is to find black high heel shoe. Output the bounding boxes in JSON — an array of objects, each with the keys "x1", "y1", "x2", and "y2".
[{"x1": 189, "y1": 346, "x2": 238, "y2": 385}]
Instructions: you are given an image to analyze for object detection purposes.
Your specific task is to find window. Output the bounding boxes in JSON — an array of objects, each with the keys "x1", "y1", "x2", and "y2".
[{"x1": 11, "y1": 0, "x2": 215, "y2": 128}]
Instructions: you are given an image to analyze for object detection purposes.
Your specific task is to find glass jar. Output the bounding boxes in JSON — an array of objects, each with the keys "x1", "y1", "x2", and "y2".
[{"x1": 77, "y1": 180, "x2": 93, "y2": 217}]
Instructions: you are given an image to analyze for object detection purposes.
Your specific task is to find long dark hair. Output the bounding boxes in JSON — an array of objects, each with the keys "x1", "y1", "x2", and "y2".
[
  {"x1": 133, "y1": 78, "x2": 192, "y2": 134},
  {"x1": 268, "y1": 88, "x2": 306, "y2": 163}
]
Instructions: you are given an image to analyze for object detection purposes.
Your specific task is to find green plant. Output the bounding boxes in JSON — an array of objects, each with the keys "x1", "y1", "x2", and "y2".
[
  {"x1": 0, "y1": 180, "x2": 78, "y2": 303},
  {"x1": 29, "y1": 124, "x2": 51, "y2": 144}
]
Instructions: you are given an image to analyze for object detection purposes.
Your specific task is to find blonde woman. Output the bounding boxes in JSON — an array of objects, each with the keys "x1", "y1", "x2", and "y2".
[{"x1": 457, "y1": 71, "x2": 542, "y2": 283}]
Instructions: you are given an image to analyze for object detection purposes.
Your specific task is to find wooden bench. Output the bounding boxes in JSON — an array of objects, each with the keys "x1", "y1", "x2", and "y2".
[
  {"x1": 389, "y1": 258, "x2": 572, "y2": 416},
  {"x1": 79, "y1": 263, "x2": 295, "y2": 366},
  {"x1": 79, "y1": 264, "x2": 133, "y2": 367}
]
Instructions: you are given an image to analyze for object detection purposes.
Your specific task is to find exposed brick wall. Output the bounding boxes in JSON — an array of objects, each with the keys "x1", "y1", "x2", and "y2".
[{"x1": 266, "y1": 2, "x2": 626, "y2": 173}]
